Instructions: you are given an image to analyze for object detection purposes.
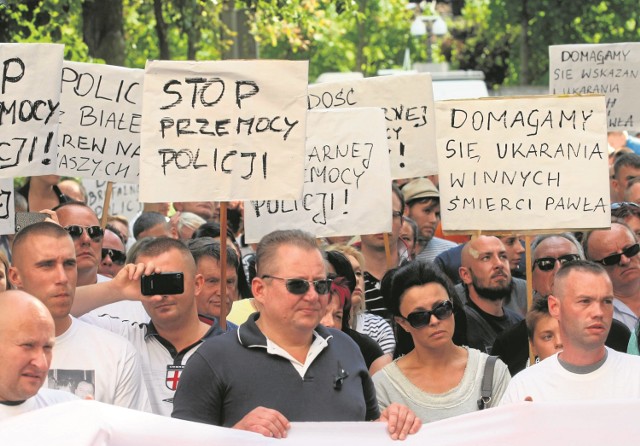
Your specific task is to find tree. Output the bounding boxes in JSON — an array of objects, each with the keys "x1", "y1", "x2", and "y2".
[{"x1": 82, "y1": 0, "x2": 126, "y2": 65}]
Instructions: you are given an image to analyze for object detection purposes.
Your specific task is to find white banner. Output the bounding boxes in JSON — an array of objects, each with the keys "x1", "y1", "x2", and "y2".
[
  {"x1": 549, "y1": 43, "x2": 640, "y2": 130},
  {"x1": 0, "y1": 178, "x2": 15, "y2": 235},
  {"x1": 244, "y1": 108, "x2": 392, "y2": 243},
  {"x1": 83, "y1": 180, "x2": 142, "y2": 223},
  {"x1": 0, "y1": 43, "x2": 63, "y2": 177},
  {"x1": 308, "y1": 74, "x2": 435, "y2": 179},
  {"x1": 139, "y1": 60, "x2": 308, "y2": 202},
  {"x1": 436, "y1": 95, "x2": 610, "y2": 232},
  {"x1": 58, "y1": 62, "x2": 143, "y2": 183}
]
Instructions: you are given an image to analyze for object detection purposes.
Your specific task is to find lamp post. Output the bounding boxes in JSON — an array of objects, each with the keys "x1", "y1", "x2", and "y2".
[{"x1": 409, "y1": 3, "x2": 448, "y2": 64}]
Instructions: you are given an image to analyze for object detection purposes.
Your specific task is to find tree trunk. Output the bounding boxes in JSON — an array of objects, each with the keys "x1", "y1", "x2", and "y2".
[
  {"x1": 519, "y1": 0, "x2": 530, "y2": 85},
  {"x1": 153, "y1": 0, "x2": 171, "y2": 59},
  {"x1": 82, "y1": 0, "x2": 126, "y2": 66}
]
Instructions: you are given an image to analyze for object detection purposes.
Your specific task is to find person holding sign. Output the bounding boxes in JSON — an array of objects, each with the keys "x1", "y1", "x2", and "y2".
[
  {"x1": 501, "y1": 261, "x2": 640, "y2": 403},
  {"x1": 457, "y1": 236, "x2": 523, "y2": 353},
  {"x1": 373, "y1": 261, "x2": 510, "y2": 422},
  {"x1": 172, "y1": 229, "x2": 421, "y2": 440}
]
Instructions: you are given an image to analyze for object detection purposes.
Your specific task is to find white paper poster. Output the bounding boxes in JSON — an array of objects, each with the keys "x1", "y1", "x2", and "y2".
[
  {"x1": 244, "y1": 108, "x2": 392, "y2": 242},
  {"x1": 308, "y1": 74, "x2": 435, "y2": 179},
  {"x1": 83, "y1": 179, "x2": 142, "y2": 223},
  {"x1": 58, "y1": 62, "x2": 143, "y2": 182},
  {"x1": 0, "y1": 178, "x2": 15, "y2": 235},
  {"x1": 0, "y1": 43, "x2": 63, "y2": 177},
  {"x1": 436, "y1": 95, "x2": 610, "y2": 232},
  {"x1": 549, "y1": 43, "x2": 640, "y2": 130},
  {"x1": 140, "y1": 59, "x2": 308, "y2": 202}
]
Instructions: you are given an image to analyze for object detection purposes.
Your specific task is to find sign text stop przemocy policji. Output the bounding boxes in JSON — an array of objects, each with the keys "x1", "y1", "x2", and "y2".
[
  {"x1": 139, "y1": 60, "x2": 308, "y2": 203},
  {"x1": 436, "y1": 95, "x2": 610, "y2": 233}
]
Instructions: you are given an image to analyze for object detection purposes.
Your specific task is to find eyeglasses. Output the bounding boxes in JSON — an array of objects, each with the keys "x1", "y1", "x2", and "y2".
[
  {"x1": 101, "y1": 248, "x2": 126, "y2": 265},
  {"x1": 533, "y1": 254, "x2": 580, "y2": 271},
  {"x1": 611, "y1": 202, "x2": 640, "y2": 218},
  {"x1": 64, "y1": 225, "x2": 104, "y2": 242},
  {"x1": 261, "y1": 275, "x2": 333, "y2": 295},
  {"x1": 595, "y1": 243, "x2": 640, "y2": 266},
  {"x1": 400, "y1": 300, "x2": 453, "y2": 329},
  {"x1": 392, "y1": 211, "x2": 403, "y2": 219}
]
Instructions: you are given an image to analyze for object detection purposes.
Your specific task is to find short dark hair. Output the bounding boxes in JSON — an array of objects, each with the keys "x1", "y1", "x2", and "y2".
[
  {"x1": 186, "y1": 237, "x2": 239, "y2": 269},
  {"x1": 525, "y1": 296, "x2": 551, "y2": 340},
  {"x1": 613, "y1": 153, "x2": 640, "y2": 179},
  {"x1": 12, "y1": 222, "x2": 71, "y2": 262},
  {"x1": 392, "y1": 183, "x2": 405, "y2": 215},
  {"x1": 553, "y1": 259, "x2": 608, "y2": 296},
  {"x1": 127, "y1": 237, "x2": 195, "y2": 273},
  {"x1": 133, "y1": 212, "x2": 169, "y2": 240},
  {"x1": 105, "y1": 224, "x2": 126, "y2": 246},
  {"x1": 255, "y1": 229, "x2": 320, "y2": 277},
  {"x1": 324, "y1": 250, "x2": 356, "y2": 294},
  {"x1": 386, "y1": 261, "x2": 458, "y2": 317}
]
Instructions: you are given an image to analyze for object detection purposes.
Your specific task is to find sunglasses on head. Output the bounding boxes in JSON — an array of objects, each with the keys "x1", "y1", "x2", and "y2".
[
  {"x1": 261, "y1": 275, "x2": 333, "y2": 295},
  {"x1": 64, "y1": 225, "x2": 104, "y2": 241},
  {"x1": 595, "y1": 243, "x2": 640, "y2": 266},
  {"x1": 533, "y1": 254, "x2": 580, "y2": 271},
  {"x1": 401, "y1": 300, "x2": 453, "y2": 329},
  {"x1": 611, "y1": 202, "x2": 640, "y2": 218},
  {"x1": 101, "y1": 248, "x2": 126, "y2": 265}
]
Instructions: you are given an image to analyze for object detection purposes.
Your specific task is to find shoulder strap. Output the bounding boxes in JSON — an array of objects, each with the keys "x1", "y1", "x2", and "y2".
[{"x1": 477, "y1": 355, "x2": 498, "y2": 410}]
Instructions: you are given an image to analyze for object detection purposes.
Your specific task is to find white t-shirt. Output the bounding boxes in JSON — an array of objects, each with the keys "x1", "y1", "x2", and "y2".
[
  {"x1": 501, "y1": 347, "x2": 640, "y2": 404},
  {"x1": 47, "y1": 317, "x2": 150, "y2": 411},
  {"x1": 0, "y1": 389, "x2": 77, "y2": 422}
]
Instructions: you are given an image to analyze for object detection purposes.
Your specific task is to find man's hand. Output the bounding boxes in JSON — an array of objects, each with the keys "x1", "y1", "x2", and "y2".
[
  {"x1": 379, "y1": 403, "x2": 422, "y2": 440},
  {"x1": 233, "y1": 407, "x2": 290, "y2": 439},
  {"x1": 109, "y1": 262, "x2": 160, "y2": 302}
]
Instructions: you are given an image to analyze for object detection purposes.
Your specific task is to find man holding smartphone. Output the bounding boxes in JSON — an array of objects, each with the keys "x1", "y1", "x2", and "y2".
[{"x1": 73, "y1": 237, "x2": 224, "y2": 416}]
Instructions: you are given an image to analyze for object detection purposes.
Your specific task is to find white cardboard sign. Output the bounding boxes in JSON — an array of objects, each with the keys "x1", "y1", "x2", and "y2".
[
  {"x1": 436, "y1": 95, "x2": 610, "y2": 232},
  {"x1": 0, "y1": 43, "x2": 63, "y2": 177},
  {"x1": 549, "y1": 43, "x2": 640, "y2": 130},
  {"x1": 308, "y1": 74, "x2": 436, "y2": 179},
  {"x1": 58, "y1": 62, "x2": 143, "y2": 182},
  {"x1": 244, "y1": 108, "x2": 392, "y2": 243},
  {"x1": 139, "y1": 60, "x2": 308, "y2": 202}
]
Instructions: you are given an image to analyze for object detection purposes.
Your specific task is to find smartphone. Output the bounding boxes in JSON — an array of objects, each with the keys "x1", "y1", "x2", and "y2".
[
  {"x1": 141, "y1": 272, "x2": 184, "y2": 296},
  {"x1": 15, "y1": 212, "x2": 48, "y2": 232}
]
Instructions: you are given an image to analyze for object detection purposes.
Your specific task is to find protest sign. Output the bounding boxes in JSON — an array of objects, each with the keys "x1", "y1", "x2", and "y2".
[
  {"x1": 0, "y1": 43, "x2": 63, "y2": 177},
  {"x1": 244, "y1": 108, "x2": 392, "y2": 243},
  {"x1": 549, "y1": 43, "x2": 640, "y2": 130},
  {"x1": 436, "y1": 95, "x2": 610, "y2": 233},
  {"x1": 84, "y1": 179, "x2": 142, "y2": 223},
  {"x1": 58, "y1": 62, "x2": 143, "y2": 182},
  {"x1": 308, "y1": 74, "x2": 436, "y2": 179},
  {"x1": 0, "y1": 178, "x2": 15, "y2": 235},
  {"x1": 139, "y1": 60, "x2": 308, "y2": 202}
]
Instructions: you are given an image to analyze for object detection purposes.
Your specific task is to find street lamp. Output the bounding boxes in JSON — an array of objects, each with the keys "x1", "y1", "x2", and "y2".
[{"x1": 409, "y1": 5, "x2": 448, "y2": 63}]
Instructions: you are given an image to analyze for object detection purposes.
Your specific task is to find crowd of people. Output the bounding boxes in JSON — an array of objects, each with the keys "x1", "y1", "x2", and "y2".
[{"x1": 2, "y1": 142, "x2": 640, "y2": 438}]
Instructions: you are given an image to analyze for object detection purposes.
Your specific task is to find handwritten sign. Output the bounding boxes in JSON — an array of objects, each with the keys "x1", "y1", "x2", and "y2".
[
  {"x1": 244, "y1": 108, "x2": 392, "y2": 243},
  {"x1": 0, "y1": 178, "x2": 15, "y2": 235},
  {"x1": 83, "y1": 179, "x2": 142, "y2": 223},
  {"x1": 308, "y1": 74, "x2": 435, "y2": 179},
  {"x1": 139, "y1": 60, "x2": 308, "y2": 202},
  {"x1": 58, "y1": 62, "x2": 143, "y2": 182},
  {"x1": 0, "y1": 43, "x2": 63, "y2": 177},
  {"x1": 549, "y1": 43, "x2": 640, "y2": 130},
  {"x1": 436, "y1": 95, "x2": 610, "y2": 232}
]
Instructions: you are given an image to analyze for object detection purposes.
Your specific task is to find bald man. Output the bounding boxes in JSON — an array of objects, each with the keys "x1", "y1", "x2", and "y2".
[
  {"x1": 0, "y1": 290, "x2": 76, "y2": 420},
  {"x1": 457, "y1": 236, "x2": 523, "y2": 353}
]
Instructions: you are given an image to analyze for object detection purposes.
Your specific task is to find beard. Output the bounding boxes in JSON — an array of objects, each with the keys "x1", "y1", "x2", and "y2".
[{"x1": 471, "y1": 275, "x2": 513, "y2": 302}]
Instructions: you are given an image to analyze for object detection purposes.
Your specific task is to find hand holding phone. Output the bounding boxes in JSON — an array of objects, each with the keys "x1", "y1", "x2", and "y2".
[{"x1": 140, "y1": 272, "x2": 184, "y2": 296}]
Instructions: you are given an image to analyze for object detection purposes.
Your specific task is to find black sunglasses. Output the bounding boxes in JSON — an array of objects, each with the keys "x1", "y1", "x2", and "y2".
[
  {"x1": 64, "y1": 225, "x2": 104, "y2": 242},
  {"x1": 401, "y1": 300, "x2": 453, "y2": 329},
  {"x1": 595, "y1": 243, "x2": 640, "y2": 266},
  {"x1": 261, "y1": 275, "x2": 333, "y2": 295},
  {"x1": 101, "y1": 248, "x2": 126, "y2": 265},
  {"x1": 611, "y1": 202, "x2": 640, "y2": 218},
  {"x1": 533, "y1": 254, "x2": 580, "y2": 271}
]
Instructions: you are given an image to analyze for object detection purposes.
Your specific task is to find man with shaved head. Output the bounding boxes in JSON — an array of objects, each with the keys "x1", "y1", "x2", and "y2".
[
  {"x1": 457, "y1": 236, "x2": 522, "y2": 353},
  {"x1": 0, "y1": 290, "x2": 76, "y2": 420},
  {"x1": 501, "y1": 261, "x2": 640, "y2": 403}
]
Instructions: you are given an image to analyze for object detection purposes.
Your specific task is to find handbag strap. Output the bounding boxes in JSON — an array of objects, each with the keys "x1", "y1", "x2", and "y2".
[{"x1": 477, "y1": 355, "x2": 498, "y2": 410}]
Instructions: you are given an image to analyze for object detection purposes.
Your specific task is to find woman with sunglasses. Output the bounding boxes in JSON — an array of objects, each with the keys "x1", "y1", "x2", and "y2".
[{"x1": 373, "y1": 261, "x2": 510, "y2": 423}]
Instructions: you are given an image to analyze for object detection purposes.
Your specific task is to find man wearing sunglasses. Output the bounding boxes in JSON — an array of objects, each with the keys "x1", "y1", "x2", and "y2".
[
  {"x1": 173, "y1": 229, "x2": 421, "y2": 440},
  {"x1": 98, "y1": 227, "x2": 127, "y2": 279},
  {"x1": 501, "y1": 260, "x2": 640, "y2": 403},
  {"x1": 584, "y1": 222, "x2": 640, "y2": 332}
]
